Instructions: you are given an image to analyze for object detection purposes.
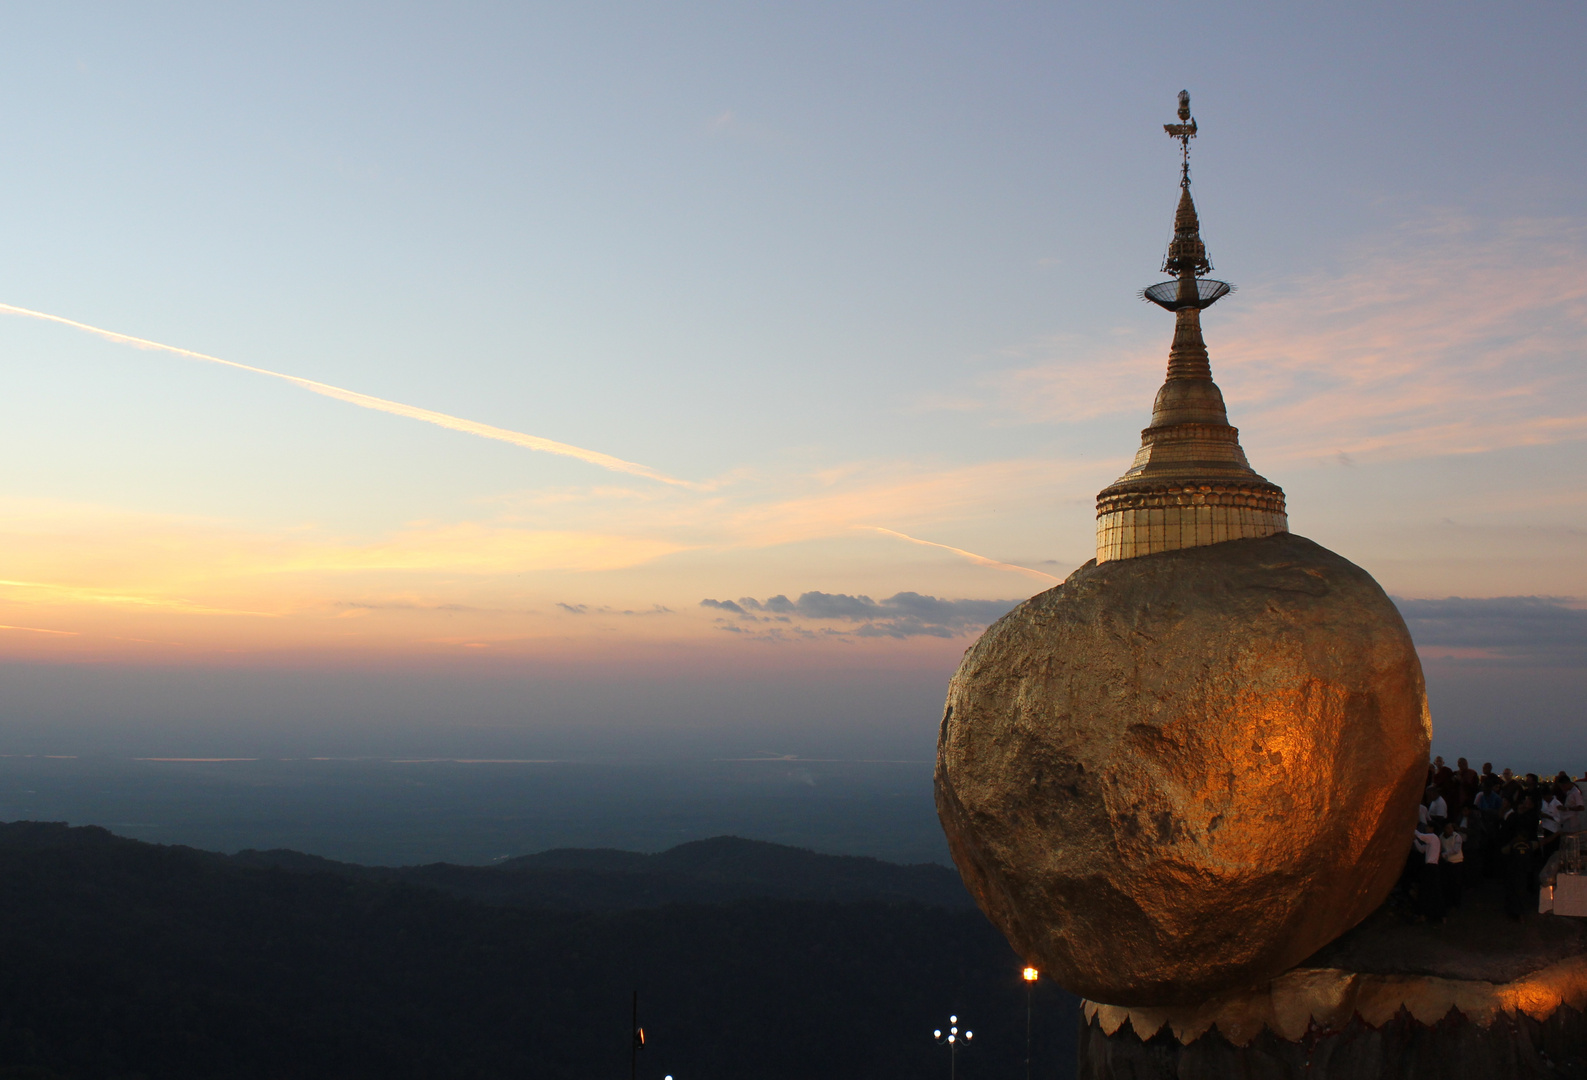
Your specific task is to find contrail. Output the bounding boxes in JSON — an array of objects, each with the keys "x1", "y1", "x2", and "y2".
[
  {"x1": 859, "y1": 526, "x2": 1061, "y2": 583},
  {"x1": 0, "y1": 302, "x2": 693, "y2": 488}
]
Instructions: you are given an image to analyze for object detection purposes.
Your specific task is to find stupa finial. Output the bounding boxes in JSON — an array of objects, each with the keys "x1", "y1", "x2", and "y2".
[
  {"x1": 1165, "y1": 89, "x2": 1196, "y2": 188},
  {"x1": 1143, "y1": 92, "x2": 1225, "y2": 309}
]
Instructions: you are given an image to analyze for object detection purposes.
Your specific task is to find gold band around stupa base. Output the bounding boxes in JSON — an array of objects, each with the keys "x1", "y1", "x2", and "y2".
[{"x1": 1095, "y1": 483, "x2": 1287, "y2": 564}]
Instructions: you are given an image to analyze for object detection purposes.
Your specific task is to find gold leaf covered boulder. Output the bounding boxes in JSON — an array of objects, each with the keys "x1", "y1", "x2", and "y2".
[{"x1": 934, "y1": 533, "x2": 1430, "y2": 1006}]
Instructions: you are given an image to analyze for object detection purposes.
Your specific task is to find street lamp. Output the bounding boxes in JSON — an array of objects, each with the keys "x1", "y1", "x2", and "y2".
[
  {"x1": 932, "y1": 1014, "x2": 973, "y2": 1080},
  {"x1": 1021, "y1": 967, "x2": 1039, "y2": 1080},
  {"x1": 630, "y1": 991, "x2": 644, "y2": 1080}
]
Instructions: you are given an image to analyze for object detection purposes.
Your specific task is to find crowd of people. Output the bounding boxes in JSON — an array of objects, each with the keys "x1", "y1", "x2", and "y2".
[{"x1": 1406, "y1": 756, "x2": 1584, "y2": 923}]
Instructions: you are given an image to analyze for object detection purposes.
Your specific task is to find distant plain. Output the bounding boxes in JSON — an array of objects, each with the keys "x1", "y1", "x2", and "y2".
[{"x1": 0, "y1": 755, "x2": 949, "y2": 867}]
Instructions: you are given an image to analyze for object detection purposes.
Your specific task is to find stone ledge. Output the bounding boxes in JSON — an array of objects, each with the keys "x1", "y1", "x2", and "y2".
[
  {"x1": 1083, "y1": 954, "x2": 1587, "y2": 1046},
  {"x1": 1080, "y1": 874, "x2": 1587, "y2": 1048}
]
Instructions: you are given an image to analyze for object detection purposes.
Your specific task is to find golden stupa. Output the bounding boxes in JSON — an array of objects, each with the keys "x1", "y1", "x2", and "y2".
[{"x1": 1095, "y1": 90, "x2": 1286, "y2": 563}]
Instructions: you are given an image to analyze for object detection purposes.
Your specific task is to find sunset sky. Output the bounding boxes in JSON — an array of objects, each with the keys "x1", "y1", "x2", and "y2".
[{"x1": 0, "y1": 4, "x2": 1582, "y2": 765}]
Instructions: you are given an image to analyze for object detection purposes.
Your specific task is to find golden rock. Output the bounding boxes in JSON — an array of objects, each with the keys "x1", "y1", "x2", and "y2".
[{"x1": 934, "y1": 533, "x2": 1430, "y2": 1006}]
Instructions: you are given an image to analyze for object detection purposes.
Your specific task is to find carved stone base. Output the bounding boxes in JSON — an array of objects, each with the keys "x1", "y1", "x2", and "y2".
[
  {"x1": 1077, "y1": 876, "x2": 1587, "y2": 1078},
  {"x1": 1078, "y1": 1002, "x2": 1586, "y2": 1079}
]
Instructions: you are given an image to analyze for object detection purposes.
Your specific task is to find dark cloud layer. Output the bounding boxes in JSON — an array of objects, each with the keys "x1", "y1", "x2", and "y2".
[
  {"x1": 1394, "y1": 596, "x2": 1587, "y2": 667},
  {"x1": 557, "y1": 603, "x2": 673, "y2": 617},
  {"x1": 702, "y1": 592, "x2": 1020, "y2": 639}
]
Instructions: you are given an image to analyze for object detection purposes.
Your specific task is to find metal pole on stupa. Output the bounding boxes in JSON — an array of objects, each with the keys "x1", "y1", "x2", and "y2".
[{"x1": 931, "y1": 92, "x2": 1582, "y2": 1079}]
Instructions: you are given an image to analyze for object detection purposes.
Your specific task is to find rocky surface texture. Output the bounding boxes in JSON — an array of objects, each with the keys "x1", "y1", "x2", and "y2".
[{"x1": 936, "y1": 532, "x2": 1430, "y2": 1006}]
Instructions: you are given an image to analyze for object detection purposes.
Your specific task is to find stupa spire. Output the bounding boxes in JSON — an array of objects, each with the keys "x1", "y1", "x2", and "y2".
[{"x1": 1093, "y1": 92, "x2": 1287, "y2": 564}]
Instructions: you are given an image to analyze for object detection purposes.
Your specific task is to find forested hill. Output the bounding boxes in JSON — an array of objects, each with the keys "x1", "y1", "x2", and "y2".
[
  {"x1": 0, "y1": 821, "x2": 1078, "y2": 1080},
  {"x1": 231, "y1": 832, "x2": 975, "y2": 908}
]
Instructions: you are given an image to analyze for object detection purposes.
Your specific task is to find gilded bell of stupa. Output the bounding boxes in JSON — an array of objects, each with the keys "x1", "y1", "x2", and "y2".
[{"x1": 1094, "y1": 91, "x2": 1286, "y2": 563}]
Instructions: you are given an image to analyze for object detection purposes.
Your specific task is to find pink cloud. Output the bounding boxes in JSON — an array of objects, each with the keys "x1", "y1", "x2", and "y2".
[{"x1": 977, "y1": 214, "x2": 1587, "y2": 465}]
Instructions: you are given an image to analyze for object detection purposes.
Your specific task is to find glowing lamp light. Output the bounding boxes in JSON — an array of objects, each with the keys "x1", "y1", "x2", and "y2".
[
  {"x1": 933, "y1": 1011, "x2": 973, "y2": 1066},
  {"x1": 1022, "y1": 966, "x2": 1039, "y2": 982}
]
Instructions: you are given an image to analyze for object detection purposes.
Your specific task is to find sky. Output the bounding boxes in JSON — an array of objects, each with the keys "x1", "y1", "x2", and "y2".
[{"x1": 0, "y1": 3, "x2": 1582, "y2": 766}]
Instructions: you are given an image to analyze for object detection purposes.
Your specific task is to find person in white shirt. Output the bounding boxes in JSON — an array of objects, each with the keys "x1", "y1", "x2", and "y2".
[
  {"x1": 1427, "y1": 789, "x2": 1448, "y2": 829},
  {"x1": 1412, "y1": 825, "x2": 1444, "y2": 923},
  {"x1": 1542, "y1": 790, "x2": 1564, "y2": 836},
  {"x1": 1555, "y1": 770, "x2": 1580, "y2": 831},
  {"x1": 1440, "y1": 820, "x2": 1465, "y2": 908}
]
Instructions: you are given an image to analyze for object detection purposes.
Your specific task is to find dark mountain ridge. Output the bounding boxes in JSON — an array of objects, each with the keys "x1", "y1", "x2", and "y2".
[
  {"x1": 231, "y1": 832, "x2": 974, "y2": 908},
  {"x1": 0, "y1": 820, "x2": 1076, "y2": 1080}
]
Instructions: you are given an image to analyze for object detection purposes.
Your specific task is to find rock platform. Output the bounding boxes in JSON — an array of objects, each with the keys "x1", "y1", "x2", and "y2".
[{"x1": 1077, "y1": 876, "x2": 1587, "y2": 1078}]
